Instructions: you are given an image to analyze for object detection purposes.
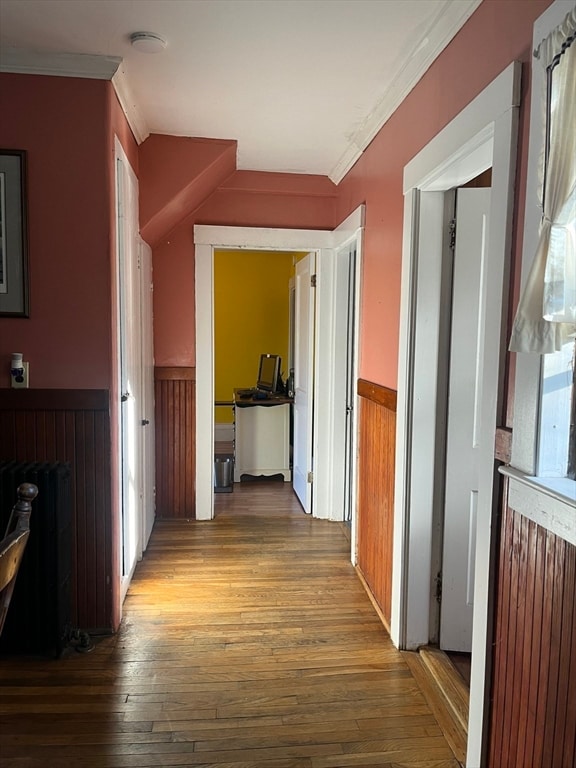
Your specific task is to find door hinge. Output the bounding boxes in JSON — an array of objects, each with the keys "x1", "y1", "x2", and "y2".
[
  {"x1": 307, "y1": 471, "x2": 314, "y2": 483},
  {"x1": 435, "y1": 572, "x2": 442, "y2": 604},
  {"x1": 311, "y1": 274, "x2": 317, "y2": 288},
  {"x1": 448, "y1": 218, "x2": 457, "y2": 251}
]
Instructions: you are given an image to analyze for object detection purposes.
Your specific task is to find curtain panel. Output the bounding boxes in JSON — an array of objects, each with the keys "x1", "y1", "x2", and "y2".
[{"x1": 509, "y1": 7, "x2": 576, "y2": 354}]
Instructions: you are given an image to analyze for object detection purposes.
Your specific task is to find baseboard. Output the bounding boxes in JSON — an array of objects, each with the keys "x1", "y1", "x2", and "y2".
[
  {"x1": 354, "y1": 565, "x2": 391, "y2": 635},
  {"x1": 215, "y1": 423, "x2": 234, "y2": 442}
]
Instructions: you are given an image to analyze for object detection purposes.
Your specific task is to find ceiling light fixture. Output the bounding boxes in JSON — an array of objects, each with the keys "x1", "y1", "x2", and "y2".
[{"x1": 130, "y1": 32, "x2": 167, "y2": 54}]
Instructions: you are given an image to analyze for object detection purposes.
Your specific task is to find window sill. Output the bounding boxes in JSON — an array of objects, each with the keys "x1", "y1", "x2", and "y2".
[{"x1": 499, "y1": 466, "x2": 576, "y2": 546}]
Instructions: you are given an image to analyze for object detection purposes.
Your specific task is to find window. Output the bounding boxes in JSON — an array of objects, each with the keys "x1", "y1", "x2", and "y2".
[
  {"x1": 510, "y1": 1, "x2": 576, "y2": 497},
  {"x1": 540, "y1": 42, "x2": 576, "y2": 480}
]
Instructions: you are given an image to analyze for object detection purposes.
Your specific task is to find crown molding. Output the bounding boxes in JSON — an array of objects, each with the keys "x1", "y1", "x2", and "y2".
[
  {"x1": 0, "y1": 47, "x2": 150, "y2": 145},
  {"x1": 328, "y1": 143, "x2": 364, "y2": 187},
  {"x1": 329, "y1": 0, "x2": 482, "y2": 184},
  {"x1": 0, "y1": 47, "x2": 121, "y2": 79},
  {"x1": 112, "y1": 65, "x2": 149, "y2": 145}
]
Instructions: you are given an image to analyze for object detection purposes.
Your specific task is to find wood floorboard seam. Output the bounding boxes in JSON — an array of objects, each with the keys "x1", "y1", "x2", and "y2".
[{"x1": 0, "y1": 483, "x2": 464, "y2": 768}]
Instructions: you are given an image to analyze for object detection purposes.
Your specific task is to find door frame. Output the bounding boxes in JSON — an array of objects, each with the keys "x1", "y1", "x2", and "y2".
[
  {"x1": 139, "y1": 238, "x2": 156, "y2": 550},
  {"x1": 392, "y1": 62, "x2": 520, "y2": 766},
  {"x1": 114, "y1": 137, "x2": 142, "y2": 602},
  {"x1": 328, "y1": 233, "x2": 363, "y2": 555},
  {"x1": 194, "y1": 207, "x2": 364, "y2": 528},
  {"x1": 292, "y1": 251, "x2": 316, "y2": 513}
]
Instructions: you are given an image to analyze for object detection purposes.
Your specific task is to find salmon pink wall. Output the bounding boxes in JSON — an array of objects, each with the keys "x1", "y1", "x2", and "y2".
[
  {"x1": 152, "y1": 171, "x2": 337, "y2": 367},
  {"x1": 336, "y1": 0, "x2": 552, "y2": 393},
  {"x1": 139, "y1": 135, "x2": 237, "y2": 246},
  {"x1": 0, "y1": 73, "x2": 136, "y2": 389}
]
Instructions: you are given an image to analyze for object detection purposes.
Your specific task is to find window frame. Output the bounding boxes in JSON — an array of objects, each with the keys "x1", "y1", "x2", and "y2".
[{"x1": 508, "y1": 0, "x2": 575, "y2": 529}]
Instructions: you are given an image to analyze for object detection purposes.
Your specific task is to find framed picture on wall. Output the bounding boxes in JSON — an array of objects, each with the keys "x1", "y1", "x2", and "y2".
[{"x1": 0, "y1": 149, "x2": 29, "y2": 317}]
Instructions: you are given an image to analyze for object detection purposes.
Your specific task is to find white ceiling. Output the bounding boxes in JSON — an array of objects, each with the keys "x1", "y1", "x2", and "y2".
[{"x1": 0, "y1": 0, "x2": 481, "y2": 182}]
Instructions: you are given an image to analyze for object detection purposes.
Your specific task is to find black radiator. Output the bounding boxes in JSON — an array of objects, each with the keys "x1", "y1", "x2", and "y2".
[{"x1": 0, "y1": 461, "x2": 73, "y2": 656}]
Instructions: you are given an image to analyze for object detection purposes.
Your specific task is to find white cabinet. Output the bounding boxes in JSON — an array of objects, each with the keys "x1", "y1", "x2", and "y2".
[{"x1": 234, "y1": 401, "x2": 291, "y2": 482}]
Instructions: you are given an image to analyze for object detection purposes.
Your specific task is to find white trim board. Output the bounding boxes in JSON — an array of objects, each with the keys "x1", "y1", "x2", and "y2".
[
  {"x1": 329, "y1": 0, "x2": 482, "y2": 182},
  {"x1": 393, "y1": 61, "x2": 521, "y2": 768},
  {"x1": 0, "y1": 48, "x2": 121, "y2": 79},
  {"x1": 500, "y1": 467, "x2": 576, "y2": 547}
]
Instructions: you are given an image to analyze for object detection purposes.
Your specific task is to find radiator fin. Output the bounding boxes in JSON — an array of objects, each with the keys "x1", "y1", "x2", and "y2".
[{"x1": 0, "y1": 461, "x2": 72, "y2": 656}]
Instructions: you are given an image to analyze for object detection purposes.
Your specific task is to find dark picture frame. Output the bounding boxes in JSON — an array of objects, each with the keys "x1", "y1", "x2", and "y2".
[{"x1": 0, "y1": 150, "x2": 29, "y2": 317}]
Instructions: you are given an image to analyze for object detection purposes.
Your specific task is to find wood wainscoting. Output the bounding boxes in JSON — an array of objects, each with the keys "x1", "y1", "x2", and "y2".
[
  {"x1": 488, "y1": 485, "x2": 576, "y2": 768},
  {"x1": 356, "y1": 379, "x2": 397, "y2": 628},
  {"x1": 154, "y1": 367, "x2": 196, "y2": 519},
  {"x1": 0, "y1": 389, "x2": 113, "y2": 632}
]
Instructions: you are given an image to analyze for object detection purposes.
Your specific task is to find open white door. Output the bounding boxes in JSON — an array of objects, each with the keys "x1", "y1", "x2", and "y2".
[
  {"x1": 116, "y1": 141, "x2": 141, "y2": 598},
  {"x1": 343, "y1": 243, "x2": 358, "y2": 523},
  {"x1": 293, "y1": 252, "x2": 316, "y2": 512},
  {"x1": 139, "y1": 238, "x2": 156, "y2": 549},
  {"x1": 440, "y1": 187, "x2": 491, "y2": 652}
]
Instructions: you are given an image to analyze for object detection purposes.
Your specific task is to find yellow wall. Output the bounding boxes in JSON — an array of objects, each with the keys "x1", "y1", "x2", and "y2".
[{"x1": 214, "y1": 250, "x2": 294, "y2": 423}]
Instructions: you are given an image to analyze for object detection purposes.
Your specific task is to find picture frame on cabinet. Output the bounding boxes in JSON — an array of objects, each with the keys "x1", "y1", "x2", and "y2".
[{"x1": 0, "y1": 150, "x2": 29, "y2": 317}]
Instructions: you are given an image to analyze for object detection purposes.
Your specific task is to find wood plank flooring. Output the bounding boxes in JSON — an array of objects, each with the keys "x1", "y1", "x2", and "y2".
[{"x1": 0, "y1": 482, "x2": 462, "y2": 767}]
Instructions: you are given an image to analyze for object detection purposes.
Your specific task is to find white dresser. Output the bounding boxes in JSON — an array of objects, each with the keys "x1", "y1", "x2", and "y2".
[{"x1": 233, "y1": 391, "x2": 292, "y2": 482}]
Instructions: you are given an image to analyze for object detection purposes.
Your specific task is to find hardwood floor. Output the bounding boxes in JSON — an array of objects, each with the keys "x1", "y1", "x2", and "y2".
[{"x1": 0, "y1": 482, "x2": 462, "y2": 767}]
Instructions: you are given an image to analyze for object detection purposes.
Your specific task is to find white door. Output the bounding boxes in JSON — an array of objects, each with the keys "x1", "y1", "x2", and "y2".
[
  {"x1": 292, "y1": 252, "x2": 316, "y2": 512},
  {"x1": 116, "y1": 142, "x2": 142, "y2": 598},
  {"x1": 440, "y1": 187, "x2": 491, "y2": 652},
  {"x1": 139, "y1": 238, "x2": 156, "y2": 549},
  {"x1": 343, "y1": 244, "x2": 358, "y2": 522},
  {"x1": 323, "y1": 240, "x2": 359, "y2": 523}
]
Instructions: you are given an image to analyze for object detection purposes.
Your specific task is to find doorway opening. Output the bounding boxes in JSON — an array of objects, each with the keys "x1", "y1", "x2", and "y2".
[
  {"x1": 393, "y1": 62, "x2": 520, "y2": 766},
  {"x1": 429, "y1": 170, "x2": 493, "y2": 693},
  {"x1": 194, "y1": 209, "x2": 364, "y2": 558},
  {"x1": 213, "y1": 248, "x2": 297, "y2": 496}
]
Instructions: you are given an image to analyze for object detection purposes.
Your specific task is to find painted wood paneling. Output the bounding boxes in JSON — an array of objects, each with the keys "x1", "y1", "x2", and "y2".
[
  {"x1": 356, "y1": 379, "x2": 397, "y2": 628},
  {"x1": 154, "y1": 367, "x2": 196, "y2": 518},
  {"x1": 0, "y1": 389, "x2": 113, "y2": 632},
  {"x1": 489, "y1": 493, "x2": 576, "y2": 768}
]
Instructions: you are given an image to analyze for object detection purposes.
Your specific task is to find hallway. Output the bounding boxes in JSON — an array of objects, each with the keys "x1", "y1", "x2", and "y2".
[{"x1": 0, "y1": 483, "x2": 462, "y2": 767}]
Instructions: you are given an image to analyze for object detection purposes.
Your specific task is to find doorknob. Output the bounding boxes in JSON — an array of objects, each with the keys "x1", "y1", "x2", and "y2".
[
  {"x1": 141, "y1": 419, "x2": 150, "y2": 426},
  {"x1": 121, "y1": 392, "x2": 131, "y2": 402}
]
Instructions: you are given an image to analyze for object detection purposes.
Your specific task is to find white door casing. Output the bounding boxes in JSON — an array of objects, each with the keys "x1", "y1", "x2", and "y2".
[
  {"x1": 115, "y1": 139, "x2": 142, "y2": 601},
  {"x1": 139, "y1": 238, "x2": 156, "y2": 550},
  {"x1": 311, "y1": 213, "x2": 363, "y2": 533},
  {"x1": 342, "y1": 243, "x2": 358, "y2": 526},
  {"x1": 194, "y1": 207, "x2": 364, "y2": 531},
  {"x1": 293, "y1": 253, "x2": 316, "y2": 512},
  {"x1": 393, "y1": 62, "x2": 520, "y2": 767},
  {"x1": 440, "y1": 187, "x2": 491, "y2": 653}
]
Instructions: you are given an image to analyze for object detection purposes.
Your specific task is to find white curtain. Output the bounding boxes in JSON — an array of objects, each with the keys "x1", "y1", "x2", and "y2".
[{"x1": 509, "y1": 8, "x2": 576, "y2": 354}]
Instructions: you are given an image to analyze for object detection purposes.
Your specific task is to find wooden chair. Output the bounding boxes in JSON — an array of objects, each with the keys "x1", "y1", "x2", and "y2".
[{"x1": 0, "y1": 482, "x2": 38, "y2": 637}]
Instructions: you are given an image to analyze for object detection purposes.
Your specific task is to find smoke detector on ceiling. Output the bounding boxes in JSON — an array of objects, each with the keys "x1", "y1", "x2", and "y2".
[{"x1": 130, "y1": 32, "x2": 167, "y2": 53}]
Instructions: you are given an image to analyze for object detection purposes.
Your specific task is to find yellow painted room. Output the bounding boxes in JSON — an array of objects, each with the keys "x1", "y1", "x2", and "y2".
[{"x1": 213, "y1": 250, "x2": 302, "y2": 482}]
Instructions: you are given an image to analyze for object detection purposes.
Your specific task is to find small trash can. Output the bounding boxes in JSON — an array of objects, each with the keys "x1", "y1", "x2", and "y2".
[{"x1": 214, "y1": 455, "x2": 234, "y2": 493}]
